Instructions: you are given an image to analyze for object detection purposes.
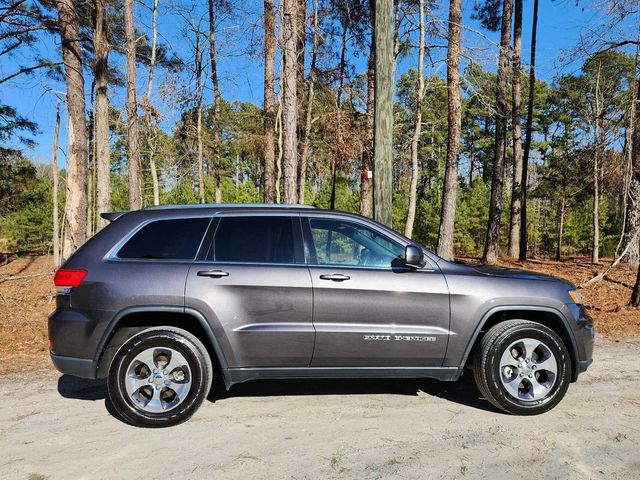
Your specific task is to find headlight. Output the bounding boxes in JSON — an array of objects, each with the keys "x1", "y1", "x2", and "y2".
[{"x1": 568, "y1": 289, "x2": 583, "y2": 305}]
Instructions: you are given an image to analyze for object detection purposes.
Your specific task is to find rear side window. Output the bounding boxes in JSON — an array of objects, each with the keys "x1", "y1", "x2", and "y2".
[
  {"x1": 212, "y1": 216, "x2": 295, "y2": 264},
  {"x1": 117, "y1": 218, "x2": 210, "y2": 260}
]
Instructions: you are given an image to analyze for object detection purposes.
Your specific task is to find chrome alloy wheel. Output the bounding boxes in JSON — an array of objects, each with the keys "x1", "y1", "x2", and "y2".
[
  {"x1": 124, "y1": 347, "x2": 192, "y2": 413},
  {"x1": 499, "y1": 338, "x2": 558, "y2": 402}
]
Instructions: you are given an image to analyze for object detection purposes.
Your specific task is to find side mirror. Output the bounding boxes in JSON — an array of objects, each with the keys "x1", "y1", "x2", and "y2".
[{"x1": 405, "y1": 245, "x2": 426, "y2": 269}]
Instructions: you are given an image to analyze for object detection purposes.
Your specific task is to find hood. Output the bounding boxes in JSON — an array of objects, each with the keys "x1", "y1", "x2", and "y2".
[
  {"x1": 471, "y1": 264, "x2": 570, "y2": 284},
  {"x1": 441, "y1": 258, "x2": 570, "y2": 283}
]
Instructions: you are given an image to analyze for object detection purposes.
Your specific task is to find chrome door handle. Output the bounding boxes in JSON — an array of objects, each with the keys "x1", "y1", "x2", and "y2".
[
  {"x1": 319, "y1": 273, "x2": 350, "y2": 282},
  {"x1": 197, "y1": 270, "x2": 229, "y2": 278}
]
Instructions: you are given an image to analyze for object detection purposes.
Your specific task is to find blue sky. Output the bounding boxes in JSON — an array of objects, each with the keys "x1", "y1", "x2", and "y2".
[{"x1": 0, "y1": 0, "x2": 597, "y2": 167}]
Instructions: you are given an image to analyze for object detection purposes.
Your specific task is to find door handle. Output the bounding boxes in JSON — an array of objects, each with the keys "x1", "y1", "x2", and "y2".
[
  {"x1": 197, "y1": 270, "x2": 229, "y2": 278},
  {"x1": 319, "y1": 273, "x2": 350, "y2": 282}
]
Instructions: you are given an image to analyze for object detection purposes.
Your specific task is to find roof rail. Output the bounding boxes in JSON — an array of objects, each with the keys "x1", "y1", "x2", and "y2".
[{"x1": 144, "y1": 203, "x2": 316, "y2": 210}]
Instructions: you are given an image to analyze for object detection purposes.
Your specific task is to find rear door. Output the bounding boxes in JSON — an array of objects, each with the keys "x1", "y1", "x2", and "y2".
[
  {"x1": 185, "y1": 213, "x2": 314, "y2": 368},
  {"x1": 303, "y1": 215, "x2": 450, "y2": 367}
]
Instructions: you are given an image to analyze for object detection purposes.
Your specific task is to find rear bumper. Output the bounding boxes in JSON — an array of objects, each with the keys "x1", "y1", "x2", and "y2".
[{"x1": 50, "y1": 353, "x2": 96, "y2": 379}]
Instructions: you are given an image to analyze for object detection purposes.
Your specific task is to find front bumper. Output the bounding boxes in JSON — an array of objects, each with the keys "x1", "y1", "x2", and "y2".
[
  {"x1": 577, "y1": 358, "x2": 593, "y2": 375},
  {"x1": 50, "y1": 352, "x2": 96, "y2": 379},
  {"x1": 568, "y1": 303, "x2": 595, "y2": 381}
]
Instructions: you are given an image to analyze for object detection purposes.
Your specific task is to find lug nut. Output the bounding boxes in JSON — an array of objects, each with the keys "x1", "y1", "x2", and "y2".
[
  {"x1": 153, "y1": 369, "x2": 157, "y2": 374},
  {"x1": 532, "y1": 365, "x2": 536, "y2": 370},
  {"x1": 163, "y1": 370, "x2": 167, "y2": 375}
]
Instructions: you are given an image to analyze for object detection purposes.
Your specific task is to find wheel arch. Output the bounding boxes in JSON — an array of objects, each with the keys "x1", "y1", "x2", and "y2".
[
  {"x1": 460, "y1": 306, "x2": 579, "y2": 382},
  {"x1": 94, "y1": 306, "x2": 230, "y2": 386}
]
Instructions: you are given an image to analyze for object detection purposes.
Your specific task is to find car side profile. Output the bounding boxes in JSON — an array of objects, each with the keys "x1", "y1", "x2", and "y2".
[{"x1": 49, "y1": 204, "x2": 595, "y2": 427}]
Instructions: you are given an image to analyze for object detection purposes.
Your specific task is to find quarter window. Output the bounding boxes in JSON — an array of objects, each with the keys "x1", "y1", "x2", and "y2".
[
  {"x1": 117, "y1": 218, "x2": 210, "y2": 260},
  {"x1": 213, "y1": 216, "x2": 296, "y2": 264},
  {"x1": 308, "y1": 218, "x2": 404, "y2": 268}
]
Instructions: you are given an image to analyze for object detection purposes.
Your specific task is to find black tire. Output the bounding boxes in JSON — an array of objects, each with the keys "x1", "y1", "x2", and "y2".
[
  {"x1": 473, "y1": 320, "x2": 571, "y2": 415},
  {"x1": 108, "y1": 327, "x2": 213, "y2": 428}
]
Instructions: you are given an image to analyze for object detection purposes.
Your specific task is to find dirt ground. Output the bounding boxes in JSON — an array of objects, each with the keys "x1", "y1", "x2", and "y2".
[
  {"x1": 0, "y1": 338, "x2": 638, "y2": 479},
  {"x1": 0, "y1": 255, "x2": 639, "y2": 478}
]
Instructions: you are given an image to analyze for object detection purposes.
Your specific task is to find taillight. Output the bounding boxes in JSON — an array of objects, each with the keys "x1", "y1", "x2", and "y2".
[{"x1": 54, "y1": 269, "x2": 87, "y2": 287}]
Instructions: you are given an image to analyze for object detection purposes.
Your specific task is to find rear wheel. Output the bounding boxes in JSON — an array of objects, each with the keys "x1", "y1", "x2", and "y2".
[
  {"x1": 473, "y1": 320, "x2": 571, "y2": 415},
  {"x1": 108, "y1": 327, "x2": 213, "y2": 427}
]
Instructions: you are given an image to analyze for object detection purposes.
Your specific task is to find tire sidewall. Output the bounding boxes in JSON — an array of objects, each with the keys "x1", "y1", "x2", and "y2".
[
  {"x1": 108, "y1": 330, "x2": 209, "y2": 427},
  {"x1": 486, "y1": 325, "x2": 571, "y2": 415}
]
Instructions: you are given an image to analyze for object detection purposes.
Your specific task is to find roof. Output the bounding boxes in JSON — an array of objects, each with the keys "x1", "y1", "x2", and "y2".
[{"x1": 144, "y1": 203, "x2": 316, "y2": 211}]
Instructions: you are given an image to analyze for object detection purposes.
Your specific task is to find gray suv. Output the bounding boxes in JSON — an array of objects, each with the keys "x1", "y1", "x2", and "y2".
[{"x1": 49, "y1": 204, "x2": 594, "y2": 427}]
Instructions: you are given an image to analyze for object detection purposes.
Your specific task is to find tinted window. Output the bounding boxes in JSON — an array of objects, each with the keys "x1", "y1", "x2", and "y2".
[
  {"x1": 309, "y1": 218, "x2": 404, "y2": 267},
  {"x1": 117, "y1": 218, "x2": 210, "y2": 260},
  {"x1": 213, "y1": 216, "x2": 295, "y2": 264}
]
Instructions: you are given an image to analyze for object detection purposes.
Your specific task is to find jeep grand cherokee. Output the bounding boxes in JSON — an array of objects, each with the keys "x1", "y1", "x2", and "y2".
[{"x1": 49, "y1": 204, "x2": 595, "y2": 427}]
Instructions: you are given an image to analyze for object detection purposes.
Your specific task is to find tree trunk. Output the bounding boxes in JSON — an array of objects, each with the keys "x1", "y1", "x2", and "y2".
[
  {"x1": 208, "y1": 0, "x2": 223, "y2": 203},
  {"x1": 556, "y1": 195, "x2": 565, "y2": 261},
  {"x1": 276, "y1": 91, "x2": 283, "y2": 203},
  {"x1": 263, "y1": 0, "x2": 276, "y2": 203},
  {"x1": 483, "y1": 0, "x2": 513, "y2": 263},
  {"x1": 360, "y1": 0, "x2": 375, "y2": 218},
  {"x1": 207, "y1": 0, "x2": 221, "y2": 107},
  {"x1": 508, "y1": 0, "x2": 523, "y2": 258},
  {"x1": 124, "y1": 0, "x2": 142, "y2": 210},
  {"x1": 52, "y1": 100, "x2": 61, "y2": 267},
  {"x1": 628, "y1": 73, "x2": 640, "y2": 305},
  {"x1": 144, "y1": 0, "x2": 160, "y2": 206},
  {"x1": 93, "y1": 0, "x2": 111, "y2": 227},
  {"x1": 296, "y1": 0, "x2": 306, "y2": 193},
  {"x1": 56, "y1": 0, "x2": 87, "y2": 259},
  {"x1": 437, "y1": 0, "x2": 462, "y2": 259},
  {"x1": 623, "y1": 57, "x2": 640, "y2": 265},
  {"x1": 373, "y1": 0, "x2": 394, "y2": 227},
  {"x1": 195, "y1": 32, "x2": 205, "y2": 204},
  {"x1": 404, "y1": 0, "x2": 425, "y2": 239},
  {"x1": 519, "y1": 0, "x2": 538, "y2": 261},
  {"x1": 592, "y1": 65, "x2": 601, "y2": 264},
  {"x1": 299, "y1": 0, "x2": 318, "y2": 204},
  {"x1": 86, "y1": 85, "x2": 95, "y2": 238},
  {"x1": 330, "y1": 20, "x2": 348, "y2": 211},
  {"x1": 282, "y1": 0, "x2": 298, "y2": 204}
]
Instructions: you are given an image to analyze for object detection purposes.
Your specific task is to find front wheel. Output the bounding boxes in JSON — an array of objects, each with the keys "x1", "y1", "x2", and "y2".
[
  {"x1": 473, "y1": 320, "x2": 571, "y2": 415},
  {"x1": 108, "y1": 327, "x2": 213, "y2": 427}
]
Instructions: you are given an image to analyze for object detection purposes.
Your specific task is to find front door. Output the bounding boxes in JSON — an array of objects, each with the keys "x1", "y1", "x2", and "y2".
[
  {"x1": 185, "y1": 214, "x2": 314, "y2": 368},
  {"x1": 303, "y1": 216, "x2": 450, "y2": 367}
]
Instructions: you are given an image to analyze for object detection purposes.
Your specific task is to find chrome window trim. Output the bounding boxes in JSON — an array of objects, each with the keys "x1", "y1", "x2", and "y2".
[
  {"x1": 192, "y1": 260, "x2": 309, "y2": 267},
  {"x1": 306, "y1": 263, "x2": 436, "y2": 273}
]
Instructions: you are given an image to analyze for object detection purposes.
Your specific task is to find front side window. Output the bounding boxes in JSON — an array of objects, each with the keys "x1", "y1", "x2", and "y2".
[
  {"x1": 212, "y1": 216, "x2": 296, "y2": 264},
  {"x1": 117, "y1": 218, "x2": 210, "y2": 260},
  {"x1": 308, "y1": 218, "x2": 404, "y2": 268}
]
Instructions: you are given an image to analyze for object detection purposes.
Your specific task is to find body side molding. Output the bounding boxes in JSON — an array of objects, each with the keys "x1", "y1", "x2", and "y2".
[{"x1": 224, "y1": 366, "x2": 462, "y2": 387}]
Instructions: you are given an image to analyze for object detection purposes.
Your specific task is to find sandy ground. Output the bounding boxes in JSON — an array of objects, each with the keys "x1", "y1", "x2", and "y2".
[{"x1": 0, "y1": 338, "x2": 639, "y2": 480}]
